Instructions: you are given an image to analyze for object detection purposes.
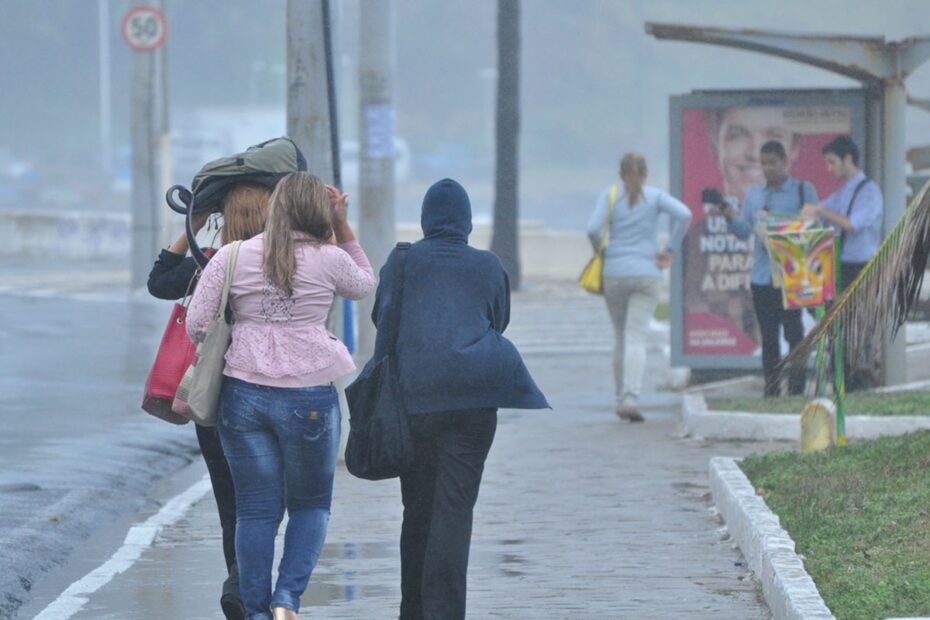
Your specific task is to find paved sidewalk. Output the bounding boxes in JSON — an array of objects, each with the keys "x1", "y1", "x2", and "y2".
[{"x1": 21, "y1": 282, "x2": 776, "y2": 619}]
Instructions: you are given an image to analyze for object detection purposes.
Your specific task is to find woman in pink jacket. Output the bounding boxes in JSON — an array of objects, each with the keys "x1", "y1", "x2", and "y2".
[{"x1": 187, "y1": 172, "x2": 375, "y2": 620}]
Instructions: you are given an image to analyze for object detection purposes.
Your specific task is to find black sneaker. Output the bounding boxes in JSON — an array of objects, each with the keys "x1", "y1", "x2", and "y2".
[{"x1": 221, "y1": 572, "x2": 245, "y2": 620}]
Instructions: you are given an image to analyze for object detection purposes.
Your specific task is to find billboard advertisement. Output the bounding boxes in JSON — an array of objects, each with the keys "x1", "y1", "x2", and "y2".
[{"x1": 670, "y1": 90, "x2": 868, "y2": 369}]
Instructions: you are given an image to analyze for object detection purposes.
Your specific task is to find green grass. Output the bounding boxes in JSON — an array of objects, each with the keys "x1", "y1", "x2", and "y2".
[
  {"x1": 707, "y1": 391, "x2": 930, "y2": 416},
  {"x1": 740, "y1": 431, "x2": 930, "y2": 620}
]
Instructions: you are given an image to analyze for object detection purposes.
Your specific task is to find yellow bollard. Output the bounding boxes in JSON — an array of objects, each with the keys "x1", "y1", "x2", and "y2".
[{"x1": 800, "y1": 398, "x2": 836, "y2": 454}]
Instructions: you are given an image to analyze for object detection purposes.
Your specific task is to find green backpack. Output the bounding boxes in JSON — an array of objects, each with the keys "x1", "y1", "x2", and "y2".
[{"x1": 166, "y1": 136, "x2": 307, "y2": 267}]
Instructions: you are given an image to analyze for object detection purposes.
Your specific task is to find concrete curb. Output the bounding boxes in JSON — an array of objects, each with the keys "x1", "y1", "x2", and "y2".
[
  {"x1": 709, "y1": 457, "x2": 835, "y2": 620},
  {"x1": 683, "y1": 391, "x2": 930, "y2": 441}
]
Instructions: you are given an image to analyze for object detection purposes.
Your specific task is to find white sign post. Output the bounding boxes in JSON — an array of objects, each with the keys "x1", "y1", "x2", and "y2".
[
  {"x1": 121, "y1": 6, "x2": 167, "y2": 53},
  {"x1": 124, "y1": 5, "x2": 167, "y2": 288}
]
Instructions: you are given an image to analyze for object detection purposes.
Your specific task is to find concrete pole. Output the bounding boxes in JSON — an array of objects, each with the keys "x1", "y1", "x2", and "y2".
[
  {"x1": 97, "y1": 0, "x2": 111, "y2": 174},
  {"x1": 286, "y1": 0, "x2": 352, "y2": 367},
  {"x1": 356, "y1": 0, "x2": 396, "y2": 359},
  {"x1": 287, "y1": 0, "x2": 351, "y2": 459},
  {"x1": 286, "y1": 0, "x2": 342, "y2": 334},
  {"x1": 881, "y1": 79, "x2": 908, "y2": 385},
  {"x1": 129, "y1": 32, "x2": 159, "y2": 290},
  {"x1": 156, "y1": 0, "x2": 173, "y2": 250},
  {"x1": 287, "y1": 0, "x2": 333, "y2": 179}
]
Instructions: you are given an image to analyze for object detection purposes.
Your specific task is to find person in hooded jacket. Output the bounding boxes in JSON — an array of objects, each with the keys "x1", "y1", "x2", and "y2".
[{"x1": 368, "y1": 178, "x2": 549, "y2": 620}]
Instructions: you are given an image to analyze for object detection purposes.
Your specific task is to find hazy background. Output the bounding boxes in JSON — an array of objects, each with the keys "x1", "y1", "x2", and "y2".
[{"x1": 3, "y1": 0, "x2": 930, "y2": 230}]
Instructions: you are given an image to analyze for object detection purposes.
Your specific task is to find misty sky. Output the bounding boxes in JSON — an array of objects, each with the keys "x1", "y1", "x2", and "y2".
[{"x1": 3, "y1": 0, "x2": 930, "y2": 226}]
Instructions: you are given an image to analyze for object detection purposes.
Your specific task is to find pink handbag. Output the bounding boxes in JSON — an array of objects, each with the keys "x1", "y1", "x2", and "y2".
[{"x1": 142, "y1": 302, "x2": 196, "y2": 425}]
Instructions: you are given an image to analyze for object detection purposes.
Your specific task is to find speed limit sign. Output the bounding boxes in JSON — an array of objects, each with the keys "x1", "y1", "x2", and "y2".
[{"x1": 122, "y1": 6, "x2": 167, "y2": 52}]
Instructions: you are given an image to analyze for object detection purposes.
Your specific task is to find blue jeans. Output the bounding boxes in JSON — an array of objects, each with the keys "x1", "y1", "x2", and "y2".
[{"x1": 218, "y1": 377, "x2": 340, "y2": 620}]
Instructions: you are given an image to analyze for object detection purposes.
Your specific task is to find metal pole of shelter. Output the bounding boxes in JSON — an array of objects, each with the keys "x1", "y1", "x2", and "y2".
[
  {"x1": 645, "y1": 23, "x2": 930, "y2": 388},
  {"x1": 882, "y1": 81, "x2": 909, "y2": 385}
]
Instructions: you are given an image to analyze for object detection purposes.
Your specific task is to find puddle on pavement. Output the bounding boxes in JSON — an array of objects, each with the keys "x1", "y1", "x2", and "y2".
[
  {"x1": 304, "y1": 540, "x2": 398, "y2": 605},
  {"x1": 56, "y1": 465, "x2": 539, "y2": 620},
  {"x1": 65, "y1": 506, "x2": 401, "y2": 619}
]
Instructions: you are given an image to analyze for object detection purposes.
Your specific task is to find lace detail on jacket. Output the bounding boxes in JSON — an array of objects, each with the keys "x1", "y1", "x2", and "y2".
[
  {"x1": 186, "y1": 238, "x2": 374, "y2": 383},
  {"x1": 331, "y1": 243, "x2": 376, "y2": 300},
  {"x1": 260, "y1": 281, "x2": 296, "y2": 322},
  {"x1": 224, "y1": 323, "x2": 346, "y2": 378}
]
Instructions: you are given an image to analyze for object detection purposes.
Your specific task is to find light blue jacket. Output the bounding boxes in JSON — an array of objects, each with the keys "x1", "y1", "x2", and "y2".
[{"x1": 587, "y1": 184, "x2": 692, "y2": 279}]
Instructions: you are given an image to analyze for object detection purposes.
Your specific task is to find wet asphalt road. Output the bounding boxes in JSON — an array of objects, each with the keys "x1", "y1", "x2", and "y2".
[{"x1": 0, "y1": 264, "x2": 202, "y2": 619}]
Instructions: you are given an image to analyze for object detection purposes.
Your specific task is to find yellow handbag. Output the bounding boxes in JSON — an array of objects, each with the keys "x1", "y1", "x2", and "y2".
[{"x1": 579, "y1": 185, "x2": 617, "y2": 294}]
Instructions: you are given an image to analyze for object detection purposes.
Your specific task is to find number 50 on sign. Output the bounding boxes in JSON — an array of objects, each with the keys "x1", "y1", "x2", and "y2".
[{"x1": 122, "y1": 6, "x2": 167, "y2": 53}]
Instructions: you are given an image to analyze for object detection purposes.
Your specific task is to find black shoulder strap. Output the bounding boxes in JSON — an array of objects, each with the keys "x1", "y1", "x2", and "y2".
[
  {"x1": 840, "y1": 178, "x2": 871, "y2": 251},
  {"x1": 845, "y1": 178, "x2": 870, "y2": 218},
  {"x1": 798, "y1": 180, "x2": 805, "y2": 209},
  {"x1": 385, "y1": 242, "x2": 411, "y2": 355}
]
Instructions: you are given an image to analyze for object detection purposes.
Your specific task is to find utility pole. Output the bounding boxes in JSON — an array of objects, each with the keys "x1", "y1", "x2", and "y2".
[
  {"x1": 129, "y1": 11, "x2": 160, "y2": 289},
  {"x1": 98, "y1": 0, "x2": 112, "y2": 175},
  {"x1": 287, "y1": 0, "x2": 347, "y2": 350},
  {"x1": 287, "y1": 0, "x2": 333, "y2": 179},
  {"x1": 490, "y1": 0, "x2": 522, "y2": 289},
  {"x1": 287, "y1": 0, "x2": 349, "y2": 457},
  {"x1": 156, "y1": 0, "x2": 173, "y2": 250},
  {"x1": 356, "y1": 0, "x2": 397, "y2": 359}
]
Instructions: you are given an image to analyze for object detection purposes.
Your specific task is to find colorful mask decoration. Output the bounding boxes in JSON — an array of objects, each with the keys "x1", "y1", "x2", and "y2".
[{"x1": 766, "y1": 224, "x2": 836, "y2": 308}]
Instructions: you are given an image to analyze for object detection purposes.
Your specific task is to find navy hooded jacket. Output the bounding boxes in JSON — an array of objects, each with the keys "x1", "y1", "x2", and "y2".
[{"x1": 368, "y1": 178, "x2": 549, "y2": 415}]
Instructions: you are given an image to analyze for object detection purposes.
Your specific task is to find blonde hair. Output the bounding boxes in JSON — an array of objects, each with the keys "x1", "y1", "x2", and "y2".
[
  {"x1": 220, "y1": 184, "x2": 272, "y2": 245},
  {"x1": 262, "y1": 172, "x2": 332, "y2": 297},
  {"x1": 619, "y1": 152, "x2": 648, "y2": 207}
]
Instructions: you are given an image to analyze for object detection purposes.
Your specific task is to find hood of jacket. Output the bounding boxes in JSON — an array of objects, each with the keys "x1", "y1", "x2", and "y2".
[{"x1": 420, "y1": 178, "x2": 473, "y2": 241}]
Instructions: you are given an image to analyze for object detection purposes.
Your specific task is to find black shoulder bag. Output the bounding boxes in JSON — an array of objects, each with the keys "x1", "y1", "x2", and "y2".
[{"x1": 344, "y1": 242, "x2": 416, "y2": 480}]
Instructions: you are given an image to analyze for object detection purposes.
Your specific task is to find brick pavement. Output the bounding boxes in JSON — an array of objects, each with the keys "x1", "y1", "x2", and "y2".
[{"x1": 34, "y1": 282, "x2": 776, "y2": 619}]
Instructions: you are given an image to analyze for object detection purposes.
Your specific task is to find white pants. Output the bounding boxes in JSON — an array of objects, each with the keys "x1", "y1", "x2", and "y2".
[{"x1": 603, "y1": 277, "x2": 660, "y2": 408}]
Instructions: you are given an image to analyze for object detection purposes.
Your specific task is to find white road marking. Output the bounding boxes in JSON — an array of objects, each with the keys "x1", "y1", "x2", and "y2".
[{"x1": 32, "y1": 476, "x2": 211, "y2": 620}]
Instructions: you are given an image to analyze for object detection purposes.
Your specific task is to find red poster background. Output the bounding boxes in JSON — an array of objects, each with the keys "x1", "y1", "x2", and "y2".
[{"x1": 680, "y1": 107, "x2": 849, "y2": 357}]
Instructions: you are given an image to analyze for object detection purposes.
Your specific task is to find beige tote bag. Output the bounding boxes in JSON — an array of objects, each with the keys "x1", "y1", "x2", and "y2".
[{"x1": 172, "y1": 241, "x2": 242, "y2": 426}]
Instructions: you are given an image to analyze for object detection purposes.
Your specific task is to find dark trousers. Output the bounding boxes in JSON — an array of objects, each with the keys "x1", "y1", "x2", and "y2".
[
  {"x1": 399, "y1": 409, "x2": 497, "y2": 620},
  {"x1": 840, "y1": 262, "x2": 875, "y2": 391},
  {"x1": 751, "y1": 283, "x2": 805, "y2": 397},
  {"x1": 195, "y1": 423, "x2": 238, "y2": 580}
]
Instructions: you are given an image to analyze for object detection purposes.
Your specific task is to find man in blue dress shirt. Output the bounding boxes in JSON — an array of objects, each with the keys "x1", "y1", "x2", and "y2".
[
  {"x1": 721, "y1": 140, "x2": 818, "y2": 397},
  {"x1": 802, "y1": 136, "x2": 883, "y2": 390},
  {"x1": 801, "y1": 136, "x2": 883, "y2": 291}
]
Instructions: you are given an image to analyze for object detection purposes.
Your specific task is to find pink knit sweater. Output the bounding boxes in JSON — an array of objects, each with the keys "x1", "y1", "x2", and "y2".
[{"x1": 187, "y1": 234, "x2": 375, "y2": 388}]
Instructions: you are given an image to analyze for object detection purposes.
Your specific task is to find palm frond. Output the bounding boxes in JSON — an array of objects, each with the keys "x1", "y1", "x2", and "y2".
[{"x1": 778, "y1": 178, "x2": 930, "y2": 378}]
